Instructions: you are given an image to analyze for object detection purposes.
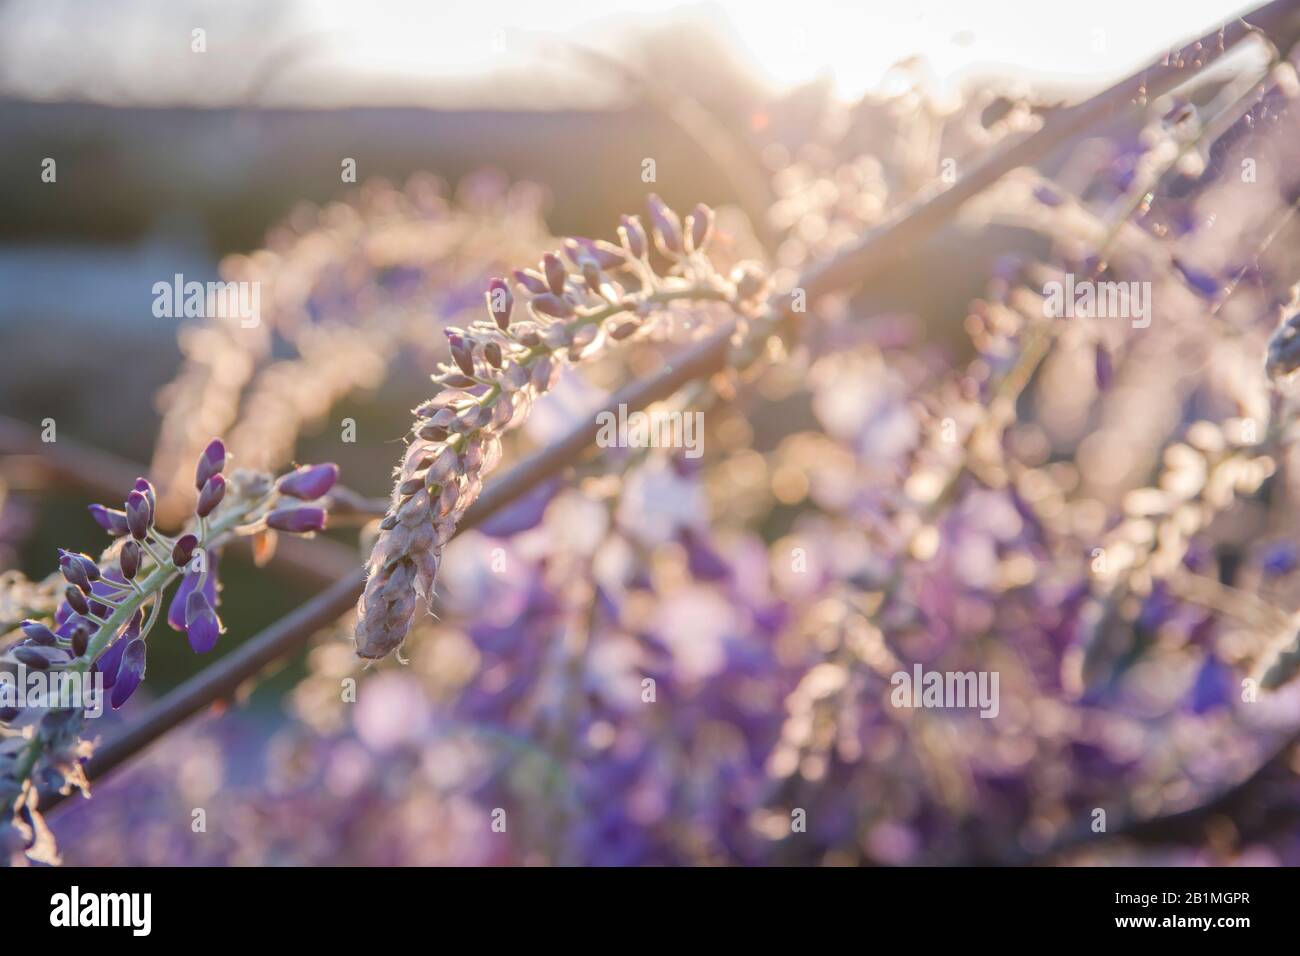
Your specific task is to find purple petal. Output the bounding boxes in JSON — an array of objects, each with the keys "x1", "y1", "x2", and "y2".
[
  {"x1": 168, "y1": 556, "x2": 220, "y2": 632},
  {"x1": 88, "y1": 504, "x2": 129, "y2": 537},
  {"x1": 1261, "y1": 542, "x2": 1298, "y2": 577},
  {"x1": 679, "y1": 527, "x2": 730, "y2": 581},
  {"x1": 110, "y1": 639, "x2": 147, "y2": 709},
  {"x1": 266, "y1": 508, "x2": 327, "y2": 533},
  {"x1": 276, "y1": 463, "x2": 339, "y2": 500},
  {"x1": 95, "y1": 637, "x2": 128, "y2": 690},
  {"x1": 184, "y1": 590, "x2": 222, "y2": 654},
  {"x1": 1172, "y1": 258, "x2": 1220, "y2": 299},
  {"x1": 1188, "y1": 654, "x2": 1234, "y2": 715},
  {"x1": 478, "y1": 478, "x2": 559, "y2": 537}
]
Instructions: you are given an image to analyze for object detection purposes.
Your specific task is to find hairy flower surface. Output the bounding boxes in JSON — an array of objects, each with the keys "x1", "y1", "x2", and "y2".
[{"x1": 355, "y1": 196, "x2": 766, "y2": 659}]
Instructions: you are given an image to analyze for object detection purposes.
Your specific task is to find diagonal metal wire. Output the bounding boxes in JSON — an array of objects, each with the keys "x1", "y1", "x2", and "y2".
[{"x1": 36, "y1": 0, "x2": 1300, "y2": 812}]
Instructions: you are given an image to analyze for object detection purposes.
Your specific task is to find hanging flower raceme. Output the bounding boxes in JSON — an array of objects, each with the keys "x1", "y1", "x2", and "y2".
[
  {"x1": 354, "y1": 196, "x2": 771, "y2": 660},
  {"x1": 0, "y1": 439, "x2": 337, "y2": 865}
]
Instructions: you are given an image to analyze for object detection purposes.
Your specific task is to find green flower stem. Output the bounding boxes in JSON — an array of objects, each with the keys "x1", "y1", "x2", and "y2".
[
  {"x1": 441, "y1": 281, "x2": 731, "y2": 453},
  {"x1": 9, "y1": 492, "x2": 274, "y2": 794}
]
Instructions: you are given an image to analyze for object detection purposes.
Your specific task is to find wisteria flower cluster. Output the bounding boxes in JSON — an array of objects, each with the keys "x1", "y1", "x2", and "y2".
[
  {"x1": 15, "y1": 17, "x2": 1300, "y2": 870},
  {"x1": 148, "y1": 173, "x2": 552, "y2": 523},
  {"x1": 0, "y1": 442, "x2": 337, "y2": 864},
  {"x1": 355, "y1": 196, "x2": 769, "y2": 660}
]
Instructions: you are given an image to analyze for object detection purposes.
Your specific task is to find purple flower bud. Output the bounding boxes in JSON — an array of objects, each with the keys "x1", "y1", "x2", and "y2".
[
  {"x1": 195, "y1": 438, "x2": 226, "y2": 491},
  {"x1": 450, "y1": 339, "x2": 476, "y2": 378},
  {"x1": 1094, "y1": 342, "x2": 1114, "y2": 391},
  {"x1": 88, "y1": 504, "x2": 130, "y2": 537},
  {"x1": 110, "y1": 639, "x2": 147, "y2": 709},
  {"x1": 119, "y1": 539, "x2": 141, "y2": 580},
  {"x1": 184, "y1": 590, "x2": 222, "y2": 654},
  {"x1": 566, "y1": 237, "x2": 626, "y2": 270},
  {"x1": 59, "y1": 551, "x2": 93, "y2": 593},
  {"x1": 171, "y1": 533, "x2": 199, "y2": 568},
  {"x1": 64, "y1": 585, "x2": 89, "y2": 617},
  {"x1": 619, "y1": 215, "x2": 648, "y2": 259},
  {"x1": 266, "y1": 507, "x2": 327, "y2": 534},
  {"x1": 686, "y1": 203, "x2": 714, "y2": 252},
  {"x1": 484, "y1": 342, "x2": 503, "y2": 369},
  {"x1": 529, "y1": 294, "x2": 575, "y2": 319},
  {"x1": 512, "y1": 269, "x2": 549, "y2": 295},
  {"x1": 19, "y1": 620, "x2": 59, "y2": 645},
  {"x1": 276, "y1": 463, "x2": 339, "y2": 500},
  {"x1": 486, "y1": 277, "x2": 513, "y2": 330},
  {"x1": 64, "y1": 550, "x2": 101, "y2": 583},
  {"x1": 542, "y1": 252, "x2": 567, "y2": 296},
  {"x1": 125, "y1": 490, "x2": 151, "y2": 540},
  {"x1": 647, "y1": 194, "x2": 683, "y2": 256},
  {"x1": 196, "y1": 474, "x2": 226, "y2": 518},
  {"x1": 13, "y1": 646, "x2": 53, "y2": 670},
  {"x1": 69, "y1": 622, "x2": 90, "y2": 657},
  {"x1": 133, "y1": 478, "x2": 157, "y2": 523}
]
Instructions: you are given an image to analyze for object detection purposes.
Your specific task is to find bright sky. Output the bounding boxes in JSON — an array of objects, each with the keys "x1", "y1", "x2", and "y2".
[
  {"x1": 304, "y1": 0, "x2": 1260, "y2": 98},
  {"x1": 0, "y1": 0, "x2": 1265, "y2": 105}
]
